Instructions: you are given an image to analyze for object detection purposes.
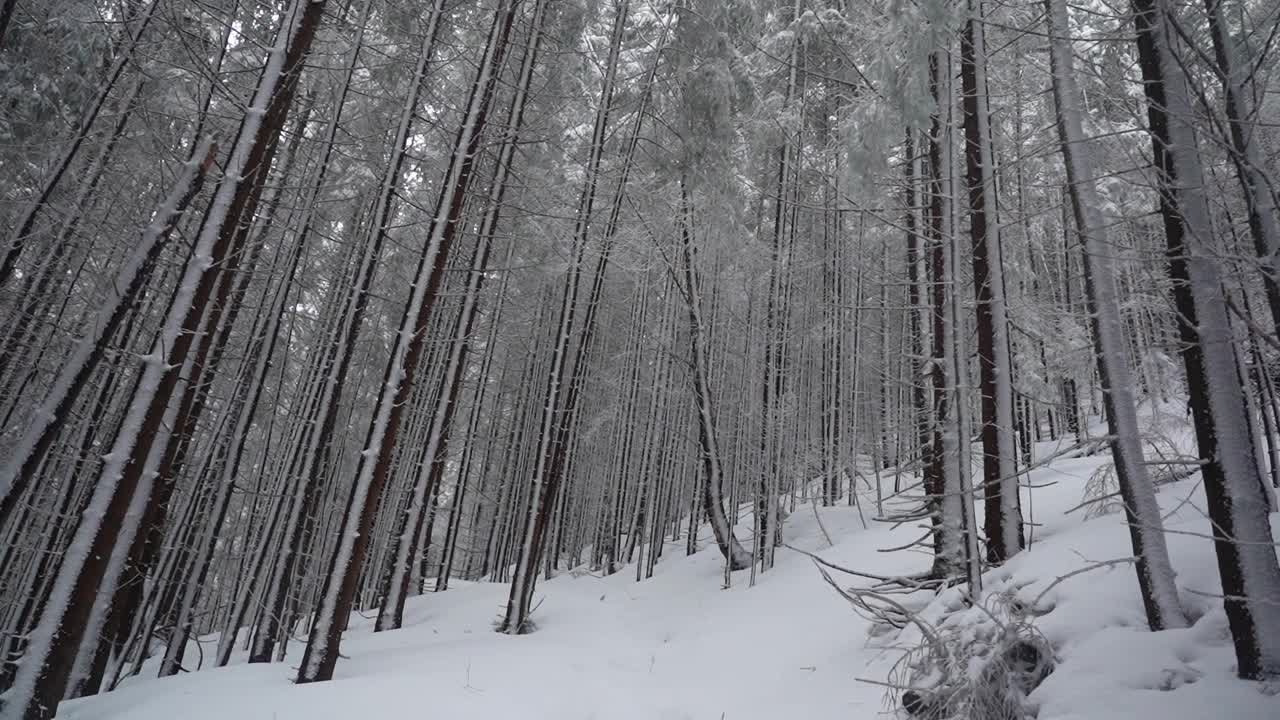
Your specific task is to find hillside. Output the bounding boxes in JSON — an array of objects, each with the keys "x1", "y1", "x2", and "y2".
[{"x1": 61, "y1": 404, "x2": 1280, "y2": 720}]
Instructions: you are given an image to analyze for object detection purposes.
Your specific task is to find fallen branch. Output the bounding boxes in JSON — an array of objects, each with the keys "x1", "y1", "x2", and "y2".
[
  {"x1": 781, "y1": 542, "x2": 936, "y2": 590},
  {"x1": 1030, "y1": 557, "x2": 1137, "y2": 611}
]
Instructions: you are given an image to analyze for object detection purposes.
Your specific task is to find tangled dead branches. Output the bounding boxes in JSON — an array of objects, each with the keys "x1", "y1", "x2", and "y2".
[
  {"x1": 813, "y1": 551, "x2": 1055, "y2": 720},
  {"x1": 888, "y1": 591, "x2": 1055, "y2": 720},
  {"x1": 885, "y1": 589, "x2": 1054, "y2": 717}
]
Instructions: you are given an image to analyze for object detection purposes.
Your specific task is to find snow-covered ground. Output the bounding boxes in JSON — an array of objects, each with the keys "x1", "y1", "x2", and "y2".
[{"x1": 62, "y1": 402, "x2": 1280, "y2": 719}]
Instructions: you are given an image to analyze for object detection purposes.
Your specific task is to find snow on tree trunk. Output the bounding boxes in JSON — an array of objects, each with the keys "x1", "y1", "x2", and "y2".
[
  {"x1": 0, "y1": 137, "x2": 216, "y2": 528},
  {"x1": 1201, "y1": 0, "x2": 1280, "y2": 342},
  {"x1": 246, "y1": 0, "x2": 429, "y2": 663},
  {"x1": 1045, "y1": 0, "x2": 1186, "y2": 632},
  {"x1": 925, "y1": 49, "x2": 966, "y2": 578},
  {"x1": 295, "y1": 0, "x2": 519, "y2": 683},
  {"x1": 1132, "y1": 0, "x2": 1280, "y2": 678},
  {"x1": 498, "y1": 0, "x2": 631, "y2": 634},
  {"x1": 961, "y1": 0, "x2": 1023, "y2": 563},
  {"x1": 376, "y1": 7, "x2": 540, "y2": 629},
  {"x1": 678, "y1": 178, "x2": 753, "y2": 572},
  {"x1": 157, "y1": 188, "x2": 312, "y2": 677},
  {"x1": 0, "y1": 3, "x2": 323, "y2": 717}
]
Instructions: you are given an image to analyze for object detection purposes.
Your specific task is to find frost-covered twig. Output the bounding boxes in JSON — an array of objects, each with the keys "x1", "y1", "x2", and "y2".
[
  {"x1": 782, "y1": 543, "x2": 935, "y2": 590},
  {"x1": 809, "y1": 496, "x2": 834, "y2": 547},
  {"x1": 815, "y1": 563, "x2": 945, "y2": 648},
  {"x1": 1029, "y1": 557, "x2": 1137, "y2": 611}
]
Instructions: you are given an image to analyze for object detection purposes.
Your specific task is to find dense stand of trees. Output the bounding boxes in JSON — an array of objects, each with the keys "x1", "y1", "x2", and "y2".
[{"x1": 0, "y1": 0, "x2": 1278, "y2": 716}]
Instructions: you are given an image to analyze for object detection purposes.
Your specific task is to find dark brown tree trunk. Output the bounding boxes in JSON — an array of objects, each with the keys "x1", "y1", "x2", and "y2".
[
  {"x1": 296, "y1": 0, "x2": 521, "y2": 682},
  {"x1": 961, "y1": 2, "x2": 1023, "y2": 563},
  {"x1": 1132, "y1": 0, "x2": 1280, "y2": 677},
  {"x1": 0, "y1": 3, "x2": 325, "y2": 716}
]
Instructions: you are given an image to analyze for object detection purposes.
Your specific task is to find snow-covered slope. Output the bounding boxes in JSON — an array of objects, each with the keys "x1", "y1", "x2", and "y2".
[{"x1": 62, "y1": 403, "x2": 1280, "y2": 719}]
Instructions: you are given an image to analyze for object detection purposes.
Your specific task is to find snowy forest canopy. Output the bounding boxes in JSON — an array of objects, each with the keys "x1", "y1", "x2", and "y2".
[{"x1": 0, "y1": 0, "x2": 1278, "y2": 718}]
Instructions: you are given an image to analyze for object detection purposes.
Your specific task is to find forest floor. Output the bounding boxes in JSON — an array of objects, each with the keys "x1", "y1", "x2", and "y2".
[{"x1": 63, "y1": 401, "x2": 1280, "y2": 720}]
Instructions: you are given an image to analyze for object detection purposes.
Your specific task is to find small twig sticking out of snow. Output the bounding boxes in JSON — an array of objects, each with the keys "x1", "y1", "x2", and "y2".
[
  {"x1": 810, "y1": 496, "x2": 834, "y2": 548},
  {"x1": 1030, "y1": 557, "x2": 1137, "y2": 612},
  {"x1": 463, "y1": 659, "x2": 484, "y2": 693},
  {"x1": 847, "y1": 476, "x2": 869, "y2": 530},
  {"x1": 1159, "y1": 479, "x2": 1205, "y2": 522}
]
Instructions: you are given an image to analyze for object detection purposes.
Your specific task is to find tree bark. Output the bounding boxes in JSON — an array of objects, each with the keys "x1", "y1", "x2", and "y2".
[
  {"x1": 1046, "y1": 0, "x2": 1186, "y2": 632},
  {"x1": 1132, "y1": 0, "x2": 1280, "y2": 677},
  {"x1": 961, "y1": 0, "x2": 1023, "y2": 563},
  {"x1": 295, "y1": 0, "x2": 521, "y2": 683},
  {"x1": 0, "y1": 3, "x2": 324, "y2": 716}
]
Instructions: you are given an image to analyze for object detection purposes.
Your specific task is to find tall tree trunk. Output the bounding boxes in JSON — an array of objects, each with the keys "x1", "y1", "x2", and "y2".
[
  {"x1": 498, "y1": 0, "x2": 661, "y2": 633},
  {"x1": 244, "y1": 0, "x2": 436, "y2": 665},
  {"x1": 961, "y1": 0, "x2": 1023, "y2": 563},
  {"x1": 375, "y1": 5, "x2": 544, "y2": 629},
  {"x1": 904, "y1": 127, "x2": 939, "y2": 566},
  {"x1": 0, "y1": 138, "x2": 216, "y2": 528},
  {"x1": 82, "y1": 100, "x2": 312, "y2": 696},
  {"x1": 1132, "y1": 0, "x2": 1280, "y2": 678},
  {"x1": 295, "y1": 0, "x2": 521, "y2": 683},
  {"x1": 1201, "y1": 0, "x2": 1280, "y2": 342},
  {"x1": 756, "y1": 0, "x2": 804, "y2": 569},
  {"x1": 677, "y1": 177, "x2": 753, "y2": 572},
  {"x1": 0, "y1": 3, "x2": 325, "y2": 716},
  {"x1": 1046, "y1": 0, "x2": 1186, "y2": 632},
  {"x1": 925, "y1": 48, "x2": 966, "y2": 578},
  {"x1": 156, "y1": 138, "x2": 318, "y2": 676}
]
